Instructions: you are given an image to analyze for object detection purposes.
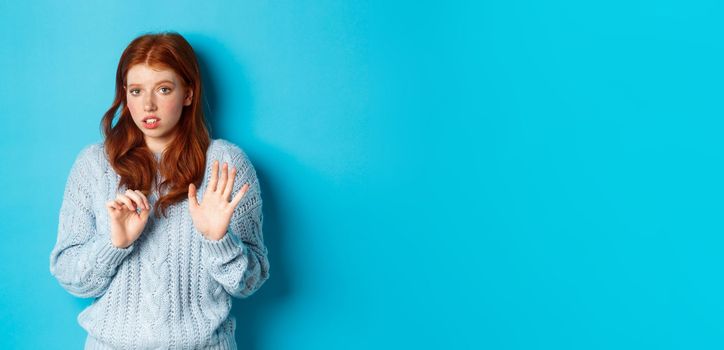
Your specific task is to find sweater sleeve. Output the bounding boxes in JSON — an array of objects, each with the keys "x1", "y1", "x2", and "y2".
[
  {"x1": 200, "y1": 148, "x2": 270, "y2": 299},
  {"x1": 49, "y1": 145, "x2": 135, "y2": 298}
]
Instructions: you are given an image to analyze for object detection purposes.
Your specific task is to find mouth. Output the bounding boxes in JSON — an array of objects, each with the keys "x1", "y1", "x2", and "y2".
[{"x1": 142, "y1": 116, "x2": 160, "y2": 129}]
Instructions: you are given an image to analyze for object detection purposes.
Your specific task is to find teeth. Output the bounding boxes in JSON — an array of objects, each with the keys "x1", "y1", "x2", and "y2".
[{"x1": 145, "y1": 119, "x2": 157, "y2": 123}]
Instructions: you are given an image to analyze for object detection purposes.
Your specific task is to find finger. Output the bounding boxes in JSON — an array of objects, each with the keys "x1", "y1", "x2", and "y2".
[
  {"x1": 188, "y1": 183, "x2": 200, "y2": 208},
  {"x1": 125, "y1": 190, "x2": 146, "y2": 211},
  {"x1": 218, "y1": 162, "x2": 229, "y2": 194},
  {"x1": 105, "y1": 200, "x2": 119, "y2": 211},
  {"x1": 115, "y1": 199, "x2": 135, "y2": 213},
  {"x1": 230, "y1": 183, "x2": 250, "y2": 208},
  {"x1": 117, "y1": 200, "x2": 135, "y2": 212},
  {"x1": 115, "y1": 195, "x2": 133, "y2": 211},
  {"x1": 139, "y1": 206, "x2": 150, "y2": 218},
  {"x1": 115, "y1": 194, "x2": 136, "y2": 212},
  {"x1": 223, "y1": 166, "x2": 237, "y2": 200},
  {"x1": 208, "y1": 160, "x2": 219, "y2": 192},
  {"x1": 134, "y1": 190, "x2": 150, "y2": 210}
]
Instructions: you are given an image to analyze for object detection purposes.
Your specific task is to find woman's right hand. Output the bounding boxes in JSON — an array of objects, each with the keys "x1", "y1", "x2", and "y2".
[{"x1": 105, "y1": 189, "x2": 151, "y2": 248}]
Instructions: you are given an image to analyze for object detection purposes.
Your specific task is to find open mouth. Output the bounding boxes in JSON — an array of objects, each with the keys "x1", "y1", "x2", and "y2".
[{"x1": 143, "y1": 118, "x2": 160, "y2": 129}]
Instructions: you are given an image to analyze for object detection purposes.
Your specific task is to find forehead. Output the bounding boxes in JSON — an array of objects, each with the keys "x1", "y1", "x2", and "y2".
[{"x1": 126, "y1": 64, "x2": 179, "y2": 85}]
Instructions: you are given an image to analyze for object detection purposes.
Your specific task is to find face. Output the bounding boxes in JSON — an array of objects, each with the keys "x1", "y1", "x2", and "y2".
[{"x1": 124, "y1": 64, "x2": 192, "y2": 152}]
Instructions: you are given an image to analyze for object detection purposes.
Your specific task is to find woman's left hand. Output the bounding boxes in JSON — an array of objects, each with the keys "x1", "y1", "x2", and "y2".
[{"x1": 188, "y1": 160, "x2": 250, "y2": 241}]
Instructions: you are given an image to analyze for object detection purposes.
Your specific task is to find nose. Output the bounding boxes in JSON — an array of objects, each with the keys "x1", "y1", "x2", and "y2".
[{"x1": 143, "y1": 94, "x2": 156, "y2": 112}]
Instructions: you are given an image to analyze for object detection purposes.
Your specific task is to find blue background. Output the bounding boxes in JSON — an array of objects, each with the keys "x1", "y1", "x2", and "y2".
[{"x1": 1, "y1": 0, "x2": 722, "y2": 349}]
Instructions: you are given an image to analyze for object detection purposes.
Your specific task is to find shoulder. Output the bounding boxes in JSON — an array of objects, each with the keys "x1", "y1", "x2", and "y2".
[
  {"x1": 208, "y1": 138, "x2": 259, "y2": 180},
  {"x1": 71, "y1": 141, "x2": 107, "y2": 171},
  {"x1": 73, "y1": 141, "x2": 108, "y2": 175},
  {"x1": 208, "y1": 138, "x2": 254, "y2": 168},
  {"x1": 209, "y1": 138, "x2": 248, "y2": 159}
]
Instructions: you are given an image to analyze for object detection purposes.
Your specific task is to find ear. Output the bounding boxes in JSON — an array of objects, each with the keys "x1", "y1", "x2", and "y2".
[{"x1": 184, "y1": 88, "x2": 193, "y2": 106}]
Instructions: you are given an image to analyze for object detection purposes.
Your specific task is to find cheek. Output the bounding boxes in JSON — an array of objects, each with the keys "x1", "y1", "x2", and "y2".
[
  {"x1": 160, "y1": 98, "x2": 185, "y2": 117},
  {"x1": 126, "y1": 98, "x2": 143, "y2": 116}
]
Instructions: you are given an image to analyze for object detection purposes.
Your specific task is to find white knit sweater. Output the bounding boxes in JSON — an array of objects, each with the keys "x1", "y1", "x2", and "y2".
[{"x1": 49, "y1": 138, "x2": 269, "y2": 349}]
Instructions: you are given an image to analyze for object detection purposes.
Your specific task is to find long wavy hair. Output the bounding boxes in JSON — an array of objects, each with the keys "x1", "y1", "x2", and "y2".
[{"x1": 101, "y1": 32, "x2": 211, "y2": 219}]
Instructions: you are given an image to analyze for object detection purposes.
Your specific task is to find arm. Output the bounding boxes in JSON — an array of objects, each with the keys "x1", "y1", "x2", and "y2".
[
  {"x1": 201, "y1": 149, "x2": 270, "y2": 299},
  {"x1": 49, "y1": 145, "x2": 134, "y2": 298}
]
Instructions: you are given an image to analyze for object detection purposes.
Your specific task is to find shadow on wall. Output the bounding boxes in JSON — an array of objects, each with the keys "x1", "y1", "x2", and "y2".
[{"x1": 191, "y1": 33, "x2": 293, "y2": 350}]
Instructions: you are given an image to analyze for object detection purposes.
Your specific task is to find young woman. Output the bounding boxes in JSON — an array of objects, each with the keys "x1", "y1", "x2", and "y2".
[{"x1": 49, "y1": 32, "x2": 270, "y2": 349}]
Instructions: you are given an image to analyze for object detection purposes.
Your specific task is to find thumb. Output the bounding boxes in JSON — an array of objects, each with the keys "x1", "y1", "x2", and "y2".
[
  {"x1": 140, "y1": 206, "x2": 151, "y2": 219},
  {"x1": 188, "y1": 183, "x2": 199, "y2": 209}
]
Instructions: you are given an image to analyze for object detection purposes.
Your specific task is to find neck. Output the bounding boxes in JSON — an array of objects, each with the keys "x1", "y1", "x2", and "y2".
[{"x1": 144, "y1": 134, "x2": 174, "y2": 154}]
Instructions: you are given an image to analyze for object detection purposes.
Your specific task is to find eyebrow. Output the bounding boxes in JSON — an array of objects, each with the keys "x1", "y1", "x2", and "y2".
[{"x1": 127, "y1": 80, "x2": 176, "y2": 88}]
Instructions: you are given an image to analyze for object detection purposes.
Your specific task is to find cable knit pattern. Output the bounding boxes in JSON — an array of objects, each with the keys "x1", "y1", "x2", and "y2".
[{"x1": 49, "y1": 139, "x2": 270, "y2": 350}]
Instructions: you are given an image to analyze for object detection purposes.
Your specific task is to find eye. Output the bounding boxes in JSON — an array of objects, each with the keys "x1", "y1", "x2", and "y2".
[
  {"x1": 129, "y1": 89, "x2": 140, "y2": 96},
  {"x1": 159, "y1": 87, "x2": 172, "y2": 94}
]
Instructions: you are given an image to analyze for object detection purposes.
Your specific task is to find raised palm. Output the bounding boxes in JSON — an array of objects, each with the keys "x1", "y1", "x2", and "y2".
[{"x1": 188, "y1": 160, "x2": 250, "y2": 241}]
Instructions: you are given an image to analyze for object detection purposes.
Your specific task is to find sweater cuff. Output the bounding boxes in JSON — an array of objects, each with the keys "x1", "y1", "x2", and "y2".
[
  {"x1": 201, "y1": 231, "x2": 243, "y2": 260},
  {"x1": 96, "y1": 237, "x2": 134, "y2": 269}
]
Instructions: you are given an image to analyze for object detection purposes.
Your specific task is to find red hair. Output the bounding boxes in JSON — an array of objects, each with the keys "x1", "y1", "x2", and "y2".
[{"x1": 100, "y1": 31, "x2": 210, "y2": 219}]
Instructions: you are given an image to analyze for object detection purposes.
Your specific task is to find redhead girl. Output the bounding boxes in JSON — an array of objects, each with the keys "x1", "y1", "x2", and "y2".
[{"x1": 50, "y1": 32, "x2": 269, "y2": 349}]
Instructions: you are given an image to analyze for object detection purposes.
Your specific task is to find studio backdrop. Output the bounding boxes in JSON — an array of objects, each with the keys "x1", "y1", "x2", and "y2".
[{"x1": 1, "y1": 0, "x2": 722, "y2": 349}]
